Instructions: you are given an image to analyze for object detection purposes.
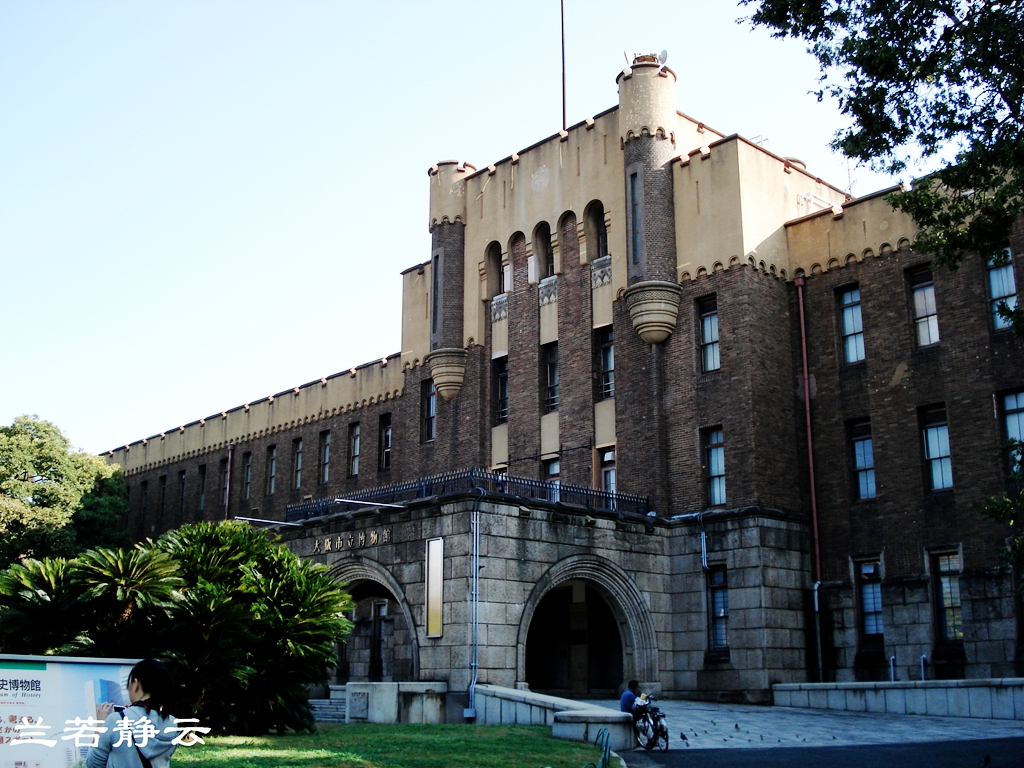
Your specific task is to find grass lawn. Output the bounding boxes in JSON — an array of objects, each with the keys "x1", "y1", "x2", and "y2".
[{"x1": 172, "y1": 723, "x2": 621, "y2": 768}]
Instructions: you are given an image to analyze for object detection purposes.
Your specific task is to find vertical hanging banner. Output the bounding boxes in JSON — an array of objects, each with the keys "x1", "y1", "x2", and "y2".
[
  {"x1": 0, "y1": 654, "x2": 138, "y2": 767},
  {"x1": 425, "y1": 537, "x2": 444, "y2": 638}
]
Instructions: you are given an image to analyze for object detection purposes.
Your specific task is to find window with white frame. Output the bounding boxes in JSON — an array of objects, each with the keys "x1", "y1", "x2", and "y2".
[
  {"x1": 543, "y1": 343, "x2": 559, "y2": 412},
  {"x1": 1004, "y1": 391, "x2": 1023, "y2": 473},
  {"x1": 421, "y1": 380, "x2": 436, "y2": 442},
  {"x1": 292, "y1": 438, "x2": 303, "y2": 489},
  {"x1": 600, "y1": 448, "x2": 616, "y2": 494},
  {"x1": 596, "y1": 327, "x2": 614, "y2": 399},
  {"x1": 704, "y1": 428, "x2": 726, "y2": 506},
  {"x1": 709, "y1": 566, "x2": 729, "y2": 650},
  {"x1": 987, "y1": 249, "x2": 1018, "y2": 331},
  {"x1": 934, "y1": 552, "x2": 963, "y2": 641},
  {"x1": 922, "y1": 406, "x2": 953, "y2": 490},
  {"x1": 319, "y1": 430, "x2": 331, "y2": 484},
  {"x1": 839, "y1": 285, "x2": 865, "y2": 363},
  {"x1": 544, "y1": 458, "x2": 560, "y2": 502},
  {"x1": 910, "y1": 268, "x2": 940, "y2": 346},
  {"x1": 266, "y1": 447, "x2": 276, "y2": 495},
  {"x1": 242, "y1": 453, "x2": 252, "y2": 500},
  {"x1": 348, "y1": 423, "x2": 360, "y2": 477},
  {"x1": 850, "y1": 420, "x2": 876, "y2": 500},
  {"x1": 699, "y1": 296, "x2": 720, "y2": 373},
  {"x1": 379, "y1": 414, "x2": 392, "y2": 470},
  {"x1": 858, "y1": 561, "x2": 883, "y2": 641}
]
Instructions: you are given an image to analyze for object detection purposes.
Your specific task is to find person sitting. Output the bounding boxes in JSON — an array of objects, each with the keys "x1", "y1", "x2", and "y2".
[{"x1": 619, "y1": 679, "x2": 641, "y2": 715}]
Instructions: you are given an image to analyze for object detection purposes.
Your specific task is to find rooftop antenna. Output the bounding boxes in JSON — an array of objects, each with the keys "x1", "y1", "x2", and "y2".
[
  {"x1": 659, "y1": 49, "x2": 668, "y2": 66},
  {"x1": 561, "y1": 0, "x2": 567, "y2": 130}
]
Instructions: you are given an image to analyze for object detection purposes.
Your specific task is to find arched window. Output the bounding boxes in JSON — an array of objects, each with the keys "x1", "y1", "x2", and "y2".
[
  {"x1": 486, "y1": 241, "x2": 504, "y2": 297},
  {"x1": 533, "y1": 222, "x2": 553, "y2": 279},
  {"x1": 584, "y1": 201, "x2": 608, "y2": 260}
]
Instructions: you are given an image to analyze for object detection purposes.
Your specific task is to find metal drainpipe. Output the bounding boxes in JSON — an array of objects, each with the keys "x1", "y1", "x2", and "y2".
[
  {"x1": 889, "y1": 655, "x2": 897, "y2": 682},
  {"x1": 224, "y1": 442, "x2": 234, "y2": 520},
  {"x1": 465, "y1": 486, "x2": 486, "y2": 719},
  {"x1": 920, "y1": 654, "x2": 927, "y2": 681},
  {"x1": 795, "y1": 276, "x2": 824, "y2": 681},
  {"x1": 698, "y1": 511, "x2": 709, "y2": 571}
]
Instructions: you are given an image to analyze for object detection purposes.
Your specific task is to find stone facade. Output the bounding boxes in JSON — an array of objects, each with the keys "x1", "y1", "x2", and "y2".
[{"x1": 107, "y1": 55, "x2": 1024, "y2": 706}]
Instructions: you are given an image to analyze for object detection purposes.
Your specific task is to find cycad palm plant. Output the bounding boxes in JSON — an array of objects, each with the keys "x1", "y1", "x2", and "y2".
[
  {"x1": 0, "y1": 557, "x2": 90, "y2": 654},
  {"x1": 72, "y1": 545, "x2": 183, "y2": 657}
]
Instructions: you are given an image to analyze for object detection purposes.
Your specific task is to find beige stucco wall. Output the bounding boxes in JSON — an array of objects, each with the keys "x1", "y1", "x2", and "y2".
[
  {"x1": 401, "y1": 262, "x2": 431, "y2": 368},
  {"x1": 674, "y1": 137, "x2": 849, "y2": 281},
  {"x1": 785, "y1": 189, "x2": 918, "y2": 274},
  {"x1": 107, "y1": 358, "x2": 405, "y2": 474}
]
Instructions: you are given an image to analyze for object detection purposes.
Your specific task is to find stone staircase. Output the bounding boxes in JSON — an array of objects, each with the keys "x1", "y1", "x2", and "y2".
[{"x1": 309, "y1": 685, "x2": 346, "y2": 723}]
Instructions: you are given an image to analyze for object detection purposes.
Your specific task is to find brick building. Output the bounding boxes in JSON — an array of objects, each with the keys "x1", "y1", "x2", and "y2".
[{"x1": 107, "y1": 55, "x2": 1024, "y2": 704}]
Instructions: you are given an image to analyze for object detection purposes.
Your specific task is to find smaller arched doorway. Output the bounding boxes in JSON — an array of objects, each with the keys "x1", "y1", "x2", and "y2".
[
  {"x1": 331, "y1": 559, "x2": 419, "y2": 685},
  {"x1": 525, "y1": 580, "x2": 624, "y2": 697}
]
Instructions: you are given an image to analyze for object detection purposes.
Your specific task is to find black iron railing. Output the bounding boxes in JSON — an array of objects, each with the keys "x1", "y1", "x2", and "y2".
[{"x1": 285, "y1": 467, "x2": 651, "y2": 521}]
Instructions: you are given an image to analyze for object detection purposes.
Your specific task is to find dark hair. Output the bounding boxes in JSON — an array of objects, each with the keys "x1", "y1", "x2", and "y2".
[
  {"x1": 628, "y1": 679, "x2": 639, "y2": 690},
  {"x1": 129, "y1": 658, "x2": 175, "y2": 715}
]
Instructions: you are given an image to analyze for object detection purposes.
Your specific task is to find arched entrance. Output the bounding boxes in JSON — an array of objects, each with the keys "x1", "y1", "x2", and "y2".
[
  {"x1": 330, "y1": 558, "x2": 419, "y2": 684},
  {"x1": 518, "y1": 555, "x2": 659, "y2": 697},
  {"x1": 525, "y1": 581, "x2": 623, "y2": 696}
]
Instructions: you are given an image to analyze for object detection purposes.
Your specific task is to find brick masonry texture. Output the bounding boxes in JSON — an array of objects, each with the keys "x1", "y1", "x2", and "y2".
[
  {"x1": 623, "y1": 133, "x2": 677, "y2": 285},
  {"x1": 431, "y1": 221, "x2": 465, "y2": 351}
]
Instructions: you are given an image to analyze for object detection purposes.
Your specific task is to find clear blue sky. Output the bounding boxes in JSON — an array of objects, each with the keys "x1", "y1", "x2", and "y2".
[{"x1": 0, "y1": 1, "x2": 896, "y2": 455}]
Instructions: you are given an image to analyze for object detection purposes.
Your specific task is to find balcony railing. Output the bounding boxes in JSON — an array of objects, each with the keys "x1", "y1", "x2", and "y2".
[{"x1": 285, "y1": 467, "x2": 651, "y2": 521}]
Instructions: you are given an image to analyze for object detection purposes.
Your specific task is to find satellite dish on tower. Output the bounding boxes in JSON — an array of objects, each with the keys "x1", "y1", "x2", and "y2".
[{"x1": 659, "y1": 50, "x2": 669, "y2": 65}]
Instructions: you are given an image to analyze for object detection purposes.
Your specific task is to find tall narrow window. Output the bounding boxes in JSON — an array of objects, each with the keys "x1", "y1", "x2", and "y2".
[
  {"x1": 198, "y1": 465, "x2": 206, "y2": 511},
  {"x1": 494, "y1": 357, "x2": 509, "y2": 424},
  {"x1": 178, "y1": 470, "x2": 186, "y2": 518},
  {"x1": 242, "y1": 452, "x2": 252, "y2": 500},
  {"x1": 319, "y1": 431, "x2": 331, "y2": 484},
  {"x1": 267, "y1": 446, "x2": 277, "y2": 495},
  {"x1": 348, "y1": 423, "x2": 361, "y2": 477},
  {"x1": 850, "y1": 420, "x2": 876, "y2": 500},
  {"x1": 910, "y1": 268, "x2": 939, "y2": 346},
  {"x1": 988, "y1": 250, "x2": 1018, "y2": 331},
  {"x1": 699, "y1": 296, "x2": 720, "y2": 372},
  {"x1": 596, "y1": 327, "x2": 614, "y2": 399},
  {"x1": 421, "y1": 380, "x2": 436, "y2": 442},
  {"x1": 630, "y1": 173, "x2": 640, "y2": 265},
  {"x1": 858, "y1": 561, "x2": 883, "y2": 641},
  {"x1": 705, "y1": 428, "x2": 726, "y2": 506},
  {"x1": 543, "y1": 343, "x2": 559, "y2": 411},
  {"x1": 141, "y1": 481, "x2": 148, "y2": 516},
  {"x1": 292, "y1": 439, "x2": 303, "y2": 489},
  {"x1": 219, "y1": 459, "x2": 228, "y2": 507},
  {"x1": 935, "y1": 552, "x2": 963, "y2": 641},
  {"x1": 379, "y1": 414, "x2": 392, "y2": 470},
  {"x1": 839, "y1": 286, "x2": 865, "y2": 363},
  {"x1": 709, "y1": 566, "x2": 729, "y2": 650},
  {"x1": 431, "y1": 252, "x2": 440, "y2": 336},
  {"x1": 544, "y1": 458, "x2": 560, "y2": 502},
  {"x1": 922, "y1": 406, "x2": 953, "y2": 490},
  {"x1": 1004, "y1": 391, "x2": 1024, "y2": 473},
  {"x1": 600, "y1": 448, "x2": 616, "y2": 494},
  {"x1": 159, "y1": 475, "x2": 167, "y2": 517}
]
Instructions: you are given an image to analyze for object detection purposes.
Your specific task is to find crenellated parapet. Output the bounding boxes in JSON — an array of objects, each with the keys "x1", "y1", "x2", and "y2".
[
  {"x1": 428, "y1": 161, "x2": 474, "y2": 231},
  {"x1": 106, "y1": 354, "x2": 405, "y2": 475},
  {"x1": 616, "y1": 58, "x2": 678, "y2": 147}
]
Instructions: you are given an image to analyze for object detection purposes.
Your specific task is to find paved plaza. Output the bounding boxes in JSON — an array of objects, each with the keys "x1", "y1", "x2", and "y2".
[{"x1": 584, "y1": 698, "x2": 1024, "y2": 767}]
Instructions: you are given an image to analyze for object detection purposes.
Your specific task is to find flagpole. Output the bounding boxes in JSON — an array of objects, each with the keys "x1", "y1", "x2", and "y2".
[{"x1": 561, "y1": 0, "x2": 566, "y2": 131}]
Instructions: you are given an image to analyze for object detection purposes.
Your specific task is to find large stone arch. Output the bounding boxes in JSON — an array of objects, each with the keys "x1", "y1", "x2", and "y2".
[
  {"x1": 516, "y1": 554, "x2": 659, "y2": 687},
  {"x1": 329, "y1": 555, "x2": 421, "y2": 681}
]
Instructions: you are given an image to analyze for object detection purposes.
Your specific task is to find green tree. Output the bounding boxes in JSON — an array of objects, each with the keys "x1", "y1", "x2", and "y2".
[
  {"x1": 744, "y1": 0, "x2": 1024, "y2": 333},
  {"x1": 0, "y1": 416, "x2": 130, "y2": 567},
  {"x1": 156, "y1": 521, "x2": 354, "y2": 734},
  {"x1": 977, "y1": 440, "x2": 1024, "y2": 594}
]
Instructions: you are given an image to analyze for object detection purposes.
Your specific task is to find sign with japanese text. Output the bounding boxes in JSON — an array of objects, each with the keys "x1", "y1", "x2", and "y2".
[
  {"x1": 311, "y1": 527, "x2": 391, "y2": 555},
  {"x1": 0, "y1": 654, "x2": 205, "y2": 768}
]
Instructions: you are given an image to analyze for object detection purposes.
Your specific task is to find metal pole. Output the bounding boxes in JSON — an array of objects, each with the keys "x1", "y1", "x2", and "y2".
[{"x1": 560, "y1": 0, "x2": 566, "y2": 131}]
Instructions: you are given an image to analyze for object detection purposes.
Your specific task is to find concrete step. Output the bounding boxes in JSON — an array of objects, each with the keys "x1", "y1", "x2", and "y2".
[{"x1": 310, "y1": 697, "x2": 347, "y2": 724}]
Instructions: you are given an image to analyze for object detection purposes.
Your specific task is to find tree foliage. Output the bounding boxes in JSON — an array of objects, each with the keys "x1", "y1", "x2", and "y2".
[
  {"x1": 976, "y1": 440, "x2": 1024, "y2": 595},
  {"x1": 744, "y1": 0, "x2": 1024, "y2": 327},
  {"x1": 0, "y1": 416, "x2": 129, "y2": 567},
  {"x1": 0, "y1": 521, "x2": 353, "y2": 735}
]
